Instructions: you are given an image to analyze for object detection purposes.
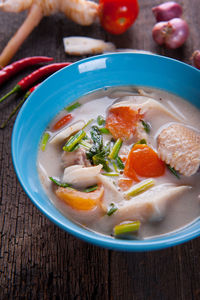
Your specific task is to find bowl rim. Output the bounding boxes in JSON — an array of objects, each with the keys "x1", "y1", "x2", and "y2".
[{"x1": 11, "y1": 52, "x2": 200, "y2": 251}]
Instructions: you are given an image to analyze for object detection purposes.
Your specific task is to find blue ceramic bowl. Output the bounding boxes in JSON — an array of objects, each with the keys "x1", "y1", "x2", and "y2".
[{"x1": 12, "y1": 53, "x2": 200, "y2": 251}]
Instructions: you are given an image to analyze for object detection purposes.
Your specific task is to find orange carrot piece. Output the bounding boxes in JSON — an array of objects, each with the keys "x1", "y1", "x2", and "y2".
[
  {"x1": 125, "y1": 144, "x2": 165, "y2": 178},
  {"x1": 55, "y1": 185, "x2": 104, "y2": 211},
  {"x1": 105, "y1": 106, "x2": 143, "y2": 140}
]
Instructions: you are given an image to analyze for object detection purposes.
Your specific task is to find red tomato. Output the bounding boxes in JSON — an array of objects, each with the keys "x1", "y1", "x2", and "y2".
[{"x1": 99, "y1": 0, "x2": 139, "y2": 35}]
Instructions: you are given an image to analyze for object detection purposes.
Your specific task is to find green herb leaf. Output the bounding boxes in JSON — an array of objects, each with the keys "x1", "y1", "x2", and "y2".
[
  {"x1": 49, "y1": 177, "x2": 71, "y2": 188},
  {"x1": 92, "y1": 153, "x2": 112, "y2": 172},
  {"x1": 133, "y1": 139, "x2": 147, "y2": 147},
  {"x1": 115, "y1": 156, "x2": 125, "y2": 170},
  {"x1": 97, "y1": 115, "x2": 105, "y2": 126},
  {"x1": 99, "y1": 127, "x2": 110, "y2": 134},
  {"x1": 86, "y1": 126, "x2": 103, "y2": 160},
  {"x1": 65, "y1": 102, "x2": 81, "y2": 112},
  {"x1": 141, "y1": 120, "x2": 151, "y2": 134},
  {"x1": 107, "y1": 203, "x2": 118, "y2": 216},
  {"x1": 84, "y1": 185, "x2": 98, "y2": 193},
  {"x1": 167, "y1": 165, "x2": 180, "y2": 179}
]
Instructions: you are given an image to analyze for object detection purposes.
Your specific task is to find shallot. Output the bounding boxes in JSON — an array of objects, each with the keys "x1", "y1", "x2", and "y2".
[
  {"x1": 152, "y1": 1, "x2": 182, "y2": 22},
  {"x1": 192, "y1": 50, "x2": 200, "y2": 70},
  {"x1": 152, "y1": 18, "x2": 189, "y2": 49}
]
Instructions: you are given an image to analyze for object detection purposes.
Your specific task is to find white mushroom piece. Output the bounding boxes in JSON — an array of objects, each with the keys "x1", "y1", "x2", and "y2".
[
  {"x1": 0, "y1": 0, "x2": 99, "y2": 67},
  {"x1": 49, "y1": 120, "x2": 85, "y2": 145},
  {"x1": 157, "y1": 123, "x2": 200, "y2": 176}
]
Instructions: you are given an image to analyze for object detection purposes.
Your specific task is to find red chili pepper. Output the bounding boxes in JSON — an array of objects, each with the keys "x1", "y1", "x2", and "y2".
[
  {"x1": 0, "y1": 62, "x2": 71, "y2": 104},
  {"x1": 52, "y1": 114, "x2": 73, "y2": 131},
  {"x1": 0, "y1": 83, "x2": 40, "y2": 129},
  {"x1": 0, "y1": 56, "x2": 53, "y2": 86}
]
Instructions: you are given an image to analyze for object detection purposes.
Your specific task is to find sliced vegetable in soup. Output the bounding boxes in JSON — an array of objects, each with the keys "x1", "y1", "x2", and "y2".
[{"x1": 38, "y1": 87, "x2": 200, "y2": 239}]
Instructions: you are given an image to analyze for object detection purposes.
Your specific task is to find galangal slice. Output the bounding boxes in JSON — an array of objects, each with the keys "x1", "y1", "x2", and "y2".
[{"x1": 158, "y1": 124, "x2": 200, "y2": 176}]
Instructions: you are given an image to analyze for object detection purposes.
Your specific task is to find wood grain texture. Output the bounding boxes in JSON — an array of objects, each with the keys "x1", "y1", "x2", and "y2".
[{"x1": 0, "y1": 1, "x2": 200, "y2": 299}]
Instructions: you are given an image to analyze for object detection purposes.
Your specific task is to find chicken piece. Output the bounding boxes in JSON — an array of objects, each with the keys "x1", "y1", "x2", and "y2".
[
  {"x1": 63, "y1": 36, "x2": 115, "y2": 55},
  {"x1": 105, "y1": 184, "x2": 190, "y2": 225},
  {"x1": 0, "y1": 0, "x2": 99, "y2": 66},
  {"x1": 62, "y1": 164, "x2": 102, "y2": 189},
  {"x1": 62, "y1": 147, "x2": 91, "y2": 167},
  {"x1": 158, "y1": 124, "x2": 200, "y2": 176},
  {"x1": 49, "y1": 120, "x2": 85, "y2": 145}
]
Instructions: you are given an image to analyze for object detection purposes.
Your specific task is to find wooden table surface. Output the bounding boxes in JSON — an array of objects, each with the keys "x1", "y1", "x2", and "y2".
[{"x1": 0, "y1": 1, "x2": 200, "y2": 299}]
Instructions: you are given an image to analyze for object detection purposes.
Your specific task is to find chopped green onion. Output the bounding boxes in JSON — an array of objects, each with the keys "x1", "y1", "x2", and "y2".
[
  {"x1": 108, "y1": 138, "x2": 123, "y2": 160},
  {"x1": 99, "y1": 127, "x2": 110, "y2": 134},
  {"x1": 115, "y1": 156, "x2": 125, "y2": 170},
  {"x1": 84, "y1": 185, "x2": 98, "y2": 193},
  {"x1": 125, "y1": 178, "x2": 155, "y2": 199},
  {"x1": 82, "y1": 118, "x2": 94, "y2": 130},
  {"x1": 97, "y1": 115, "x2": 105, "y2": 126},
  {"x1": 40, "y1": 132, "x2": 50, "y2": 151},
  {"x1": 49, "y1": 177, "x2": 71, "y2": 188},
  {"x1": 65, "y1": 101, "x2": 81, "y2": 112},
  {"x1": 112, "y1": 161, "x2": 119, "y2": 173},
  {"x1": 79, "y1": 140, "x2": 92, "y2": 149},
  {"x1": 92, "y1": 154, "x2": 112, "y2": 172},
  {"x1": 114, "y1": 221, "x2": 141, "y2": 236},
  {"x1": 63, "y1": 130, "x2": 86, "y2": 152},
  {"x1": 167, "y1": 165, "x2": 180, "y2": 179},
  {"x1": 107, "y1": 203, "x2": 118, "y2": 216},
  {"x1": 141, "y1": 120, "x2": 151, "y2": 134},
  {"x1": 102, "y1": 173, "x2": 119, "y2": 177}
]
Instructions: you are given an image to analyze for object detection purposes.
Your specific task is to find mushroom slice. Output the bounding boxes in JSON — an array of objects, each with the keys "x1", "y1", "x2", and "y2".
[
  {"x1": 111, "y1": 96, "x2": 182, "y2": 121},
  {"x1": 108, "y1": 184, "x2": 190, "y2": 225},
  {"x1": 63, "y1": 164, "x2": 102, "y2": 189},
  {"x1": 49, "y1": 120, "x2": 85, "y2": 145},
  {"x1": 97, "y1": 174, "x2": 124, "y2": 210},
  {"x1": 158, "y1": 124, "x2": 200, "y2": 176},
  {"x1": 63, "y1": 36, "x2": 115, "y2": 55}
]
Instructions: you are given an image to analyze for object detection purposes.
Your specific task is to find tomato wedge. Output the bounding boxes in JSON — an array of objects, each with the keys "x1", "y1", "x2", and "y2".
[{"x1": 99, "y1": 0, "x2": 139, "y2": 35}]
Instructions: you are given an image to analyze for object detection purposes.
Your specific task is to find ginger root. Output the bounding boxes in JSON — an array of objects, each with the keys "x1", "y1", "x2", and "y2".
[{"x1": 0, "y1": 0, "x2": 99, "y2": 67}]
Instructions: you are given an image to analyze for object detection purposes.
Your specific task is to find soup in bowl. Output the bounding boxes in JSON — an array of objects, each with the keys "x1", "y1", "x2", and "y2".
[{"x1": 12, "y1": 53, "x2": 200, "y2": 251}]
